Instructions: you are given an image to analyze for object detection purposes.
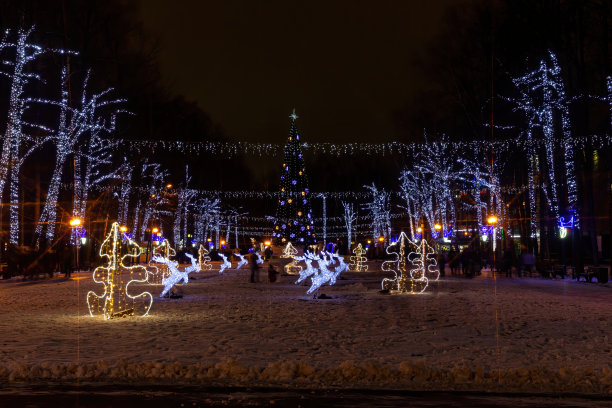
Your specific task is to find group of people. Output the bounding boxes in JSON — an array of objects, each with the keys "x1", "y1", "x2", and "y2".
[
  {"x1": 1, "y1": 239, "x2": 75, "y2": 280},
  {"x1": 438, "y1": 245, "x2": 538, "y2": 278}
]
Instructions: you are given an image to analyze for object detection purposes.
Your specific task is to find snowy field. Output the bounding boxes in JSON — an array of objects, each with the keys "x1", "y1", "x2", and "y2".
[{"x1": 0, "y1": 261, "x2": 611, "y2": 397}]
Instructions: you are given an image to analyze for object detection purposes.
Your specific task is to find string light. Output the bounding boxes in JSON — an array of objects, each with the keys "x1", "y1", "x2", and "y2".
[
  {"x1": 362, "y1": 183, "x2": 391, "y2": 244},
  {"x1": 173, "y1": 166, "x2": 198, "y2": 250},
  {"x1": 117, "y1": 134, "x2": 611, "y2": 157},
  {"x1": 86, "y1": 222, "x2": 153, "y2": 319},
  {"x1": 34, "y1": 65, "x2": 124, "y2": 244},
  {"x1": 342, "y1": 201, "x2": 357, "y2": 253},
  {"x1": 509, "y1": 51, "x2": 581, "y2": 232},
  {"x1": 0, "y1": 27, "x2": 76, "y2": 244},
  {"x1": 318, "y1": 194, "x2": 327, "y2": 247}
]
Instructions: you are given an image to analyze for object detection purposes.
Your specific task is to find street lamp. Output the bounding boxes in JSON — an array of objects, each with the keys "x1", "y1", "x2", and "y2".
[
  {"x1": 487, "y1": 215, "x2": 498, "y2": 274},
  {"x1": 69, "y1": 218, "x2": 82, "y2": 273}
]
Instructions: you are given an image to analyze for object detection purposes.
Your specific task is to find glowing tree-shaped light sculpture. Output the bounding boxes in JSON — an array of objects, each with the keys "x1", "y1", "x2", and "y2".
[
  {"x1": 218, "y1": 253, "x2": 231, "y2": 274},
  {"x1": 272, "y1": 109, "x2": 315, "y2": 244},
  {"x1": 198, "y1": 244, "x2": 212, "y2": 271},
  {"x1": 281, "y1": 241, "x2": 298, "y2": 258},
  {"x1": 87, "y1": 222, "x2": 153, "y2": 319},
  {"x1": 147, "y1": 239, "x2": 176, "y2": 285},
  {"x1": 381, "y1": 232, "x2": 429, "y2": 294},
  {"x1": 233, "y1": 252, "x2": 248, "y2": 269},
  {"x1": 406, "y1": 239, "x2": 436, "y2": 293},
  {"x1": 281, "y1": 241, "x2": 302, "y2": 275},
  {"x1": 349, "y1": 243, "x2": 368, "y2": 272},
  {"x1": 154, "y1": 253, "x2": 199, "y2": 298}
]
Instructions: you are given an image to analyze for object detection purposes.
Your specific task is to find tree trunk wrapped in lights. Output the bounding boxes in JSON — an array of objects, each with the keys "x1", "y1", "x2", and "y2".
[{"x1": 342, "y1": 201, "x2": 356, "y2": 253}]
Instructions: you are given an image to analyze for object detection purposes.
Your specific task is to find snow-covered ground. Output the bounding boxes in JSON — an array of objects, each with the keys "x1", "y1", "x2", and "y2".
[{"x1": 0, "y1": 262, "x2": 610, "y2": 395}]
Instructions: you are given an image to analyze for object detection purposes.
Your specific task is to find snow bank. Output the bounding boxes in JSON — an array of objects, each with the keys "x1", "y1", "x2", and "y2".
[{"x1": 2, "y1": 359, "x2": 611, "y2": 394}]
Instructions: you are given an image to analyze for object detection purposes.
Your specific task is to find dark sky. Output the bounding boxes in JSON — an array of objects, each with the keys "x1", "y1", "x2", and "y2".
[{"x1": 135, "y1": 0, "x2": 459, "y2": 144}]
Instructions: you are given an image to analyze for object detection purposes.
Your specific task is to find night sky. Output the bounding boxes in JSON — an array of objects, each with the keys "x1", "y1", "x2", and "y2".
[{"x1": 136, "y1": 0, "x2": 459, "y2": 145}]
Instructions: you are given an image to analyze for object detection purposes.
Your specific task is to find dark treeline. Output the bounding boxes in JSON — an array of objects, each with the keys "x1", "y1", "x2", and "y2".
[{"x1": 0, "y1": 0, "x2": 609, "y2": 274}]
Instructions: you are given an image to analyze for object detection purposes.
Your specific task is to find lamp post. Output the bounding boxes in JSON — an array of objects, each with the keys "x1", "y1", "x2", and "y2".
[
  {"x1": 487, "y1": 215, "x2": 498, "y2": 274},
  {"x1": 147, "y1": 227, "x2": 159, "y2": 263},
  {"x1": 433, "y1": 223, "x2": 442, "y2": 241},
  {"x1": 69, "y1": 218, "x2": 82, "y2": 272}
]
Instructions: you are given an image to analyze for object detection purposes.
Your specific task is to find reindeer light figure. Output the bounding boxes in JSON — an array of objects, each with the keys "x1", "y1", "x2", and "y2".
[
  {"x1": 155, "y1": 253, "x2": 199, "y2": 298},
  {"x1": 233, "y1": 252, "x2": 248, "y2": 269},
  {"x1": 218, "y1": 253, "x2": 231, "y2": 274}
]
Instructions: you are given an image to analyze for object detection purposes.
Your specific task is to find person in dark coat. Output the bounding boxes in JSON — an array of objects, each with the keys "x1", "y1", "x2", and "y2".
[
  {"x1": 438, "y1": 252, "x2": 446, "y2": 277},
  {"x1": 249, "y1": 249, "x2": 259, "y2": 283}
]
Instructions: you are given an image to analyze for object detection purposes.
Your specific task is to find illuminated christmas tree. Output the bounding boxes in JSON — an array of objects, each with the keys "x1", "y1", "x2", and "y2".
[{"x1": 273, "y1": 110, "x2": 315, "y2": 244}]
